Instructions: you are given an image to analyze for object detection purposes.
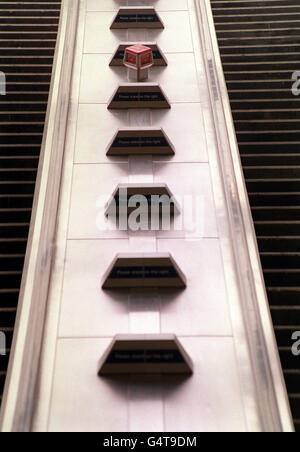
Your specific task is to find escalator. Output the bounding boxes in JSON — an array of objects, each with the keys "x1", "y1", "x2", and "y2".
[
  {"x1": 0, "y1": 0, "x2": 298, "y2": 431},
  {"x1": 0, "y1": 0, "x2": 61, "y2": 408},
  {"x1": 211, "y1": 0, "x2": 300, "y2": 431}
]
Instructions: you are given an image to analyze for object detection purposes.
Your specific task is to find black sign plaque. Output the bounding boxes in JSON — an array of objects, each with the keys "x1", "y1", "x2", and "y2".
[
  {"x1": 102, "y1": 253, "x2": 186, "y2": 289},
  {"x1": 106, "y1": 128, "x2": 175, "y2": 156},
  {"x1": 104, "y1": 184, "x2": 180, "y2": 219},
  {"x1": 111, "y1": 8, "x2": 164, "y2": 29},
  {"x1": 108, "y1": 84, "x2": 170, "y2": 109},
  {"x1": 98, "y1": 335, "x2": 193, "y2": 375}
]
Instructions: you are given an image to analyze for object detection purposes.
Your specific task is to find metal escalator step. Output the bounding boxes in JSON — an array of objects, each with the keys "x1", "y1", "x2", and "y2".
[
  {"x1": 241, "y1": 143, "x2": 300, "y2": 154},
  {"x1": 0, "y1": 307, "x2": 17, "y2": 329},
  {"x1": 0, "y1": 209, "x2": 32, "y2": 223},
  {"x1": 0, "y1": 67, "x2": 52, "y2": 74},
  {"x1": 276, "y1": 327, "x2": 300, "y2": 346},
  {"x1": 215, "y1": 8, "x2": 300, "y2": 17},
  {"x1": 0, "y1": 169, "x2": 37, "y2": 181},
  {"x1": 0, "y1": 156, "x2": 39, "y2": 168},
  {"x1": 261, "y1": 252, "x2": 300, "y2": 268},
  {"x1": 253, "y1": 207, "x2": 300, "y2": 221},
  {"x1": 0, "y1": 195, "x2": 34, "y2": 209},
  {"x1": 255, "y1": 221, "x2": 300, "y2": 236},
  {"x1": 0, "y1": 238, "x2": 27, "y2": 253},
  {"x1": 226, "y1": 71, "x2": 300, "y2": 81},
  {"x1": 233, "y1": 111, "x2": 300, "y2": 122},
  {"x1": 0, "y1": 289, "x2": 20, "y2": 309},
  {"x1": 246, "y1": 179, "x2": 300, "y2": 192},
  {"x1": 264, "y1": 269, "x2": 300, "y2": 287},
  {"x1": 271, "y1": 306, "x2": 300, "y2": 325},
  {"x1": 223, "y1": 46, "x2": 300, "y2": 56},
  {"x1": 242, "y1": 154, "x2": 300, "y2": 165},
  {"x1": 289, "y1": 396, "x2": 300, "y2": 418},
  {"x1": 0, "y1": 182, "x2": 36, "y2": 195},
  {"x1": 215, "y1": 22, "x2": 300, "y2": 33},
  {"x1": 0, "y1": 254, "x2": 25, "y2": 271},
  {"x1": 0, "y1": 123, "x2": 45, "y2": 133},
  {"x1": 222, "y1": 53, "x2": 300, "y2": 64},
  {"x1": 279, "y1": 348, "x2": 300, "y2": 370},
  {"x1": 0, "y1": 48, "x2": 55, "y2": 57},
  {"x1": 244, "y1": 166, "x2": 300, "y2": 178},
  {"x1": 249, "y1": 193, "x2": 300, "y2": 207},
  {"x1": 0, "y1": 371, "x2": 6, "y2": 395},
  {"x1": 231, "y1": 99, "x2": 300, "y2": 109},
  {"x1": 211, "y1": 1, "x2": 300, "y2": 8},
  {"x1": 0, "y1": 354, "x2": 10, "y2": 373},
  {"x1": 258, "y1": 237, "x2": 300, "y2": 252},
  {"x1": 216, "y1": 26, "x2": 300, "y2": 37},
  {"x1": 268, "y1": 288, "x2": 300, "y2": 306}
]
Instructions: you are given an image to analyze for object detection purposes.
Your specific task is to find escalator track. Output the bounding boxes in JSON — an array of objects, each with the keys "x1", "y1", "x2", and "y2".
[
  {"x1": 0, "y1": 0, "x2": 61, "y2": 408},
  {"x1": 211, "y1": 0, "x2": 300, "y2": 431}
]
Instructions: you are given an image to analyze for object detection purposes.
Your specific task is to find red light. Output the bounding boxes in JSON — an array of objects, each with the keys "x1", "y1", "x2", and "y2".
[{"x1": 126, "y1": 53, "x2": 137, "y2": 65}]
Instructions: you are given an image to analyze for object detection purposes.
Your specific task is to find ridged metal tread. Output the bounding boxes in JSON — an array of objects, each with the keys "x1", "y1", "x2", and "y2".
[
  {"x1": 211, "y1": 0, "x2": 300, "y2": 431},
  {"x1": 0, "y1": 0, "x2": 61, "y2": 408}
]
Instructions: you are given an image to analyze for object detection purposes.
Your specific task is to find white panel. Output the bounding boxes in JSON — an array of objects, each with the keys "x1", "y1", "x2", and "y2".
[
  {"x1": 68, "y1": 163, "x2": 128, "y2": 239},
  {"x1": 84, "y1": 11, "x2": 193, "y2": 54},
  {"x1": 128, "y1": 232, "x2": 157, "y2": 252},
  {"x1": 48, "y1": 337, "x2": 246, "y2": 432},
  {"x1": 75, "y1": 104, "x2": 128, "y2": 164},
  {"x1": 151, "y1": 104, "x2": 208, "y2": 163},
  {"x1": 74, "y1": 103, "x2": 208, "y2": 164},
  {"x1": 80, "y1": 53, "x2": 199, "y2": 104},
  {"x1": 154, "y1": 163, "x2": 218, "y2": 238},
  {"x1": 128, "y1": 109, "x2": 151, "y2": 127},
  {"x1": 58, "y1": 239, "x2": 130, "y2": 338},
  {"x1": 87, "y1": 0, "x2": 188, "y2": 12},
  {"x1": 158, "y1": 239, "x2": 232, "y2": 336},
  {"x1": 80, "y1": 54, "x2": 123, "y2": 104},
  {"x1": 129, "y1": 155, "x2": 153, "y2": 183},
  {"x1": 48, "y1": 338, "x2": 128, "y2": 432},
  {"x1": 128, "y1": 376, "x2": 164, "y2": 432},
  {"x1": 163, "y1": 337, "x2": 247, "y2": 432},
  {"x1": 84, "y1": 12, "x2": 127, "y2": 53},
  {"x1": 129, "y1": 293, "x2": 160, "y2": 334},
  {"x1": 151, "y1": 53, "x2": 200, "y2": 103}
]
